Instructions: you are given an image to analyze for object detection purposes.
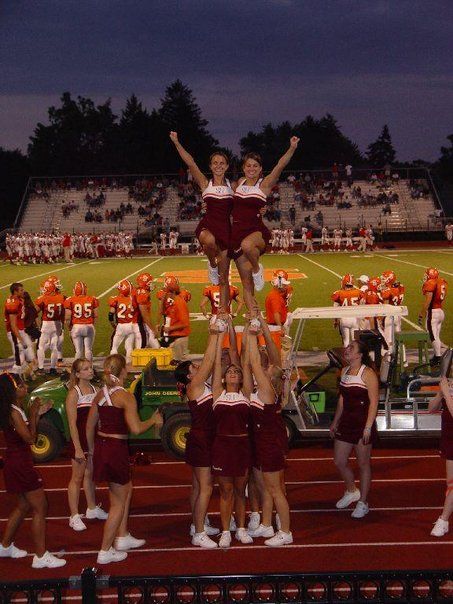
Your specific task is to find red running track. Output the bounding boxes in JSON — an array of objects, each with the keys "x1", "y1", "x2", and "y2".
[{"x1": 0, "y1": 443, "x2": 451, "y2": 584}]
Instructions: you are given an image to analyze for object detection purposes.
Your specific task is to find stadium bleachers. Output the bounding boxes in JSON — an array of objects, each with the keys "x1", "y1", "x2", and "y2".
[{"x1": 17, "y1": 174, "x2": 440, "y2": 236}]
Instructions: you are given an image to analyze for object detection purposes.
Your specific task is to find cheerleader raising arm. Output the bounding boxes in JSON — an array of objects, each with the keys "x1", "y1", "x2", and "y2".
[
  {"x1": 259, "y1": 137, "x2": 300, "y2": 196},
  {"x1": 169, "y1": 132, "x2": 208, "y2": 191}
]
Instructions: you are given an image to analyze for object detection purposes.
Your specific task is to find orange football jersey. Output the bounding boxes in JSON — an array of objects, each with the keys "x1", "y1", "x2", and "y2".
[
  {"x1": 4, "y1": 296, "x2": 25, "y2": 332},
  {"x1": 265, "y1": 289, "x2": 288, "y2": 325},
  {"x1": 135, "y1": 287, "x2": 151, "y2": 314},
  {"x1": 203, "y1": 285, "x2": 239, "y2": 315},
  {"x1": 35, "y1": 293, "x2": 66, "y2": 322},
  {"x1": 108, "y1": 294, "x2": 139, "y2": 324},
  {"x1": 423, "y1": 278, "x2": 448, "y2": 310},
  {"x1": 64, "y1": 295, "x2": 99, "y2": 325},
  {"x1": 331, "y1": 288, "x2": 363, "y2": 306}
]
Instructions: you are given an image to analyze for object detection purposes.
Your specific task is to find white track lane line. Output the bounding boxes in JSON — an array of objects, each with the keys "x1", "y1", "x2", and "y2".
[
  {"x1": 374, "y1": 253, "x2": 453, "y2": 277},
  {"x1": 1, "y1": 477, "x2": 443, "y2": 494},
  {"x1": 0, "y1": 260, "x2": 92, "y2": 290},
  {"x1": 22, "y1": 540, "x2": 453, "y2": 558},
  {"x1": 0, "y1": 505, "x2": 443, "y2": 523},
  {"x1": 96, "y1": 257, "x2": 164, "y2": 298},
  {"x1": 31, "y1": 453, "x2": 440, "y2": 470},
  {"x1": 297, "y1": 254, "x2": 423, "y2": 331}
]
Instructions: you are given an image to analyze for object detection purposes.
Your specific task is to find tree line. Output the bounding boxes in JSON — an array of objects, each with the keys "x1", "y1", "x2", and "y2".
[{"x1": 1, "y1": 79, "x2": 452, "y2": 228}]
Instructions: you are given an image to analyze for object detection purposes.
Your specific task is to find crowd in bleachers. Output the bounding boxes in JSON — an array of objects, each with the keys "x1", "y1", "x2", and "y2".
[{"x1": 409, "y1": 179, "x2": 430, "y2": 199}]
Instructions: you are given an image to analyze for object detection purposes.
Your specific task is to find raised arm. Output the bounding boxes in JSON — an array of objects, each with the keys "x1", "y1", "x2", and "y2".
[
  {"x1": 169, "y1": 131, "x2": 208, "y2": 191},
  {"x1": 187, "y1": 330, "x2": 220, "y2": 400},
  {"x1": 212, "y1": 334, "x2": 224, "y2": 401},
  {"x1": 260, "y1": 136, "x2": 300, "y2": 193},
  {"x1": 226, "y1": 316, "x2": 241, "y2": 367},
  {"x1": 248, "y1": 331, "x2": 275, "y2": 403},
  {"x1": 257, "y1": 314, "x2": 281, "y2": 367},
  {"x1": 241, "y1": 326, "x2": 254, "y2": 399}
]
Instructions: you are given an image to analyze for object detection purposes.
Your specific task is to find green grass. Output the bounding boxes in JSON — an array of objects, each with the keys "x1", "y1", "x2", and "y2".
[{"x1": 1, "y1": 249, "x2": 452, "y2": 360}]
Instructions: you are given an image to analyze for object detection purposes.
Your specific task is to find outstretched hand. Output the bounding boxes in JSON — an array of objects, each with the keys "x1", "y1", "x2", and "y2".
[
  {"x1": 290, "y1": 136, "x2": 300, "y2": 149},
  {"x1": 169, "y1": 131, "x2": 178, "y2": 143}
]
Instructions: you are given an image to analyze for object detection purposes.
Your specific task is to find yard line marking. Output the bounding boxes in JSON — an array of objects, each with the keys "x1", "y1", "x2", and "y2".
[
  {"x1": 32, "y1": 453, "x2": 440, "y2": 470},
  {"x1": 24, "y1": 540, "x2": 453, "y2": 558},
  {"x1": 297, "y1": 254, "x2": 423, "y2": 331},
  {"x1": 0, "y1": 261, "x2": 92, "y2": 290},
  {"x1": 0, "y1": 505, "x2": 442, "y2": 523},
  {"x1": 374, "y1": 254, "x2": 453, "y2": 277},
  {"x1": 96, "y1": 257, "x2": 164, "y2": 298},
  {"x1": 2, "y1": 477, "x2": 444, "y2": 494}
]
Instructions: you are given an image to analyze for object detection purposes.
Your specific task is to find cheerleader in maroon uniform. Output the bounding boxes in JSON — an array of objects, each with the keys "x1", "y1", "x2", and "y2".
[
  {"x1": 66, "y1": 358, "x2": 107, "y2": 532},
  {"x1": 0, "y1": 373, "x2": 66, "y2": 568},
  {"x1": 428, "y1": 375, "x2": 453, "y2": 537},
  {"x1": 86, "y1": 354, "x2": 163, "y2": 565},
  {"x1": 170, "y1": 132, "x2": 233, "y2": 312},
  {"x1": 242, "y1": 317, "x2": 292, "y2": 546},
  {"x1": 330, "y1": 341, "x2": 379, "y2": 518},
  {"x1": 174, "y1": 324, "x2": 224, "y2": 549},
  {"x1": 211, "y1": 334, "x2": 253, "y2": 548},
  {"x1": 231, "y1": 137, "x2": 299, "y2": 313}
]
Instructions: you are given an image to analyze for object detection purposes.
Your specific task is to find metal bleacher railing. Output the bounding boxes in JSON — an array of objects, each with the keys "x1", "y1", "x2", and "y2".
[{"x1": 1, "y1": 568, "x2": 453, "y2": 603}]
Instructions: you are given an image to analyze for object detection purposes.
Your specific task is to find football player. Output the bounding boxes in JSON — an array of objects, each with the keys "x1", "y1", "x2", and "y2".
[
  {"x1": 135, "y1": 272, "x2": 160, "y2": 349},
  {"x1": 419, "y1": 267, "x2": 448, "y2": 363},
  {"x1": 64, "y1": 281, "x2": 99, "y2": 361},
  {"x1": 109, "y1": 279, "x2": 139, "y2": 363},
  {"x1": 35, "y1": 279, "x2": 66, "y2": 374},
  {"x1": 331, "y1": 274, "x2": 363, "y2": 346}
]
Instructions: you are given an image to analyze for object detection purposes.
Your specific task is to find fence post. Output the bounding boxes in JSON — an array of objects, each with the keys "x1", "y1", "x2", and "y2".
[{"x1": 81, "y1": 567, "x2": 98, "y2": 604}]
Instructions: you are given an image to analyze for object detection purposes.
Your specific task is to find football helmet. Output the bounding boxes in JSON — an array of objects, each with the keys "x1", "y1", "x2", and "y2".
[
  {"x1": 47, "y1": 275, "x2": 62, "y2": 291},
  {"x1": 341, "y1": 274, "x2": 354, "y2": 288},
  {"x1": 137, "y1": 272, "x2": 154, "y2": 290},
  {"x1": 358, "y1": 275, "x2": 369, "y2": 284},
  {"x1": 41, "y1": 279, "x2": 56, "y2": 295},
  {"x1": 368, "y1": 277, "x2": 381, "y2": 292},
  {"x1": 73, "y1": 281, "x2": 87, "y2": 296},
  {"x1": 423, "y1": 267, "x2": 439, "y2": 282},
  {"x1": 117, "y1": 279, "x2": 133, "y2": 296},
  {"x1": 381, "y1": 270, "x2": 396, "y2": 286},
  {"x1": 164, "y1": 275, "x2": 180, "y2": 292},
  {"x1": 272, "y1": 270, "x2": 290, "y2": 288}
]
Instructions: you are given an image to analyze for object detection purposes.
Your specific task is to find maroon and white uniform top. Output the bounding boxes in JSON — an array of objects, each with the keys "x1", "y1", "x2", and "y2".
[
  {"x1": 97, "y1": 385, "x2": 128, "y2": 436},
  {"x1": 202, "y1": 179, "x2": 234, "y2": 204},
  {"x1": 339, "y1": 365, "x2": 370, "y2": 408},
  {"x1": 188, "y1": 383, "x2": 214, "y2": 432},
  {"x1": 250, "y1": 392, "x2": 284, "y2": 434},
  {"x1": 213, "y1": 390, "x2": 250, "y2": 435},
  {"x1": 74, "y1": 383, "x2": 97, "y2": 410}
]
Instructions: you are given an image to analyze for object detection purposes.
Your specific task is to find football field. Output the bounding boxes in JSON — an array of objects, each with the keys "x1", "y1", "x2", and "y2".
[{"x1": 1, "y1": 248, "x2": 452, "y2": 361}]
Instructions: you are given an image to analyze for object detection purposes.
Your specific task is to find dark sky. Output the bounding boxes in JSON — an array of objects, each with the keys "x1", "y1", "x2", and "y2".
[{"x1": 1, "y1": 0, "x2": 452, "y2": 161}]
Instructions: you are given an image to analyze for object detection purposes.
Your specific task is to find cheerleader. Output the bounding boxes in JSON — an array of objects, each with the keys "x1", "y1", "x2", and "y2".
[
  {"x1": 0, "y1": 373, "x2": 66, "y2": 568},
  {"x1": 243, "y1": 317, "x2": 292, "y2": 546},
  {"x1": 330, "y1": 341, "x2": 379, "y2": 518},
  {"x1": 230, "y1": 137, "x2": 299, "y2": 314},
  {"x1": 86, "y1": 354, "x2": 163, "y2": 564},
  {"x1": 170, "y1": 132, "x2": 233, "y2": 313},
  {"x1": 66, "y1": 359, "x2": 107, "y2": 531},
  {"x1": 174, "y1": 324, "x2": 223, "y2": 549},
  {"x1": 428, "y1": 375, "x2": 453, "y2": 537},
  {"x1": 211, "y1": 335, "x2": 253, "y2": 548}
]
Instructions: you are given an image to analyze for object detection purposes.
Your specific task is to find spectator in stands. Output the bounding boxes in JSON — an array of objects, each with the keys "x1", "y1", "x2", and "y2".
[
  {"x1": 345, "y1": 164, "x2": 353, "y2": 186},
  {"x1": 289, "y1": 205, "x2": 296, "y2": 226}
]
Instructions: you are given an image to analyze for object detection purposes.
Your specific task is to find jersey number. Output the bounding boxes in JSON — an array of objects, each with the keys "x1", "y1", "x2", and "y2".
[
  {"x1": 73, "y1": 302, "x2": 93, "y2": 319},
  {"x1": 117, "y1": 303, "x2": 135, "y2": 320},
  {"x1": 46, "y1": 303, "x2": 62, "y2": 319}
]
